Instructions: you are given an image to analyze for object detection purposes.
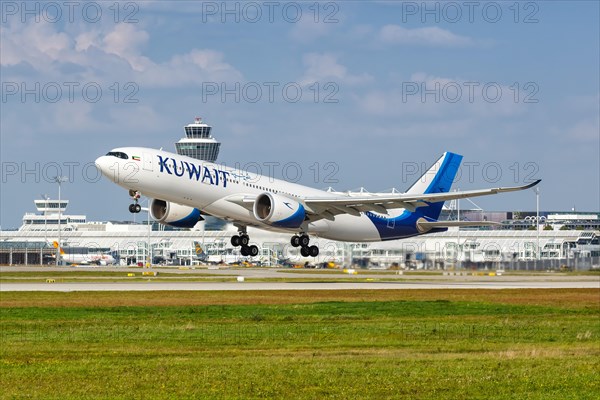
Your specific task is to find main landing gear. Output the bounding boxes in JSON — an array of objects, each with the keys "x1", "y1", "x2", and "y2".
[
  {"x1": 291, "y1": 234, "x2": 319, "y2": 257},
  {"x1": 231, "y1": 230, "x2": 259, "y2": 257},
  {"x1": 128, "y1": 190, "x2": 141, "y2": 213}
]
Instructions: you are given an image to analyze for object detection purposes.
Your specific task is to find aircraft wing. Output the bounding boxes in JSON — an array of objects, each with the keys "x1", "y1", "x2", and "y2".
[
  {"x1": 222, "y1": 180, "x2": 540, "y2": 223},
  {"x1": 302, "y1": 180, "x2": 541, "y2": 219}
]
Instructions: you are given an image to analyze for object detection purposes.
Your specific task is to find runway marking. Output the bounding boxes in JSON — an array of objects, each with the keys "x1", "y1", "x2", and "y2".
[{"x1": 1, "y1": 280, "x2": 598, "y2": 292}]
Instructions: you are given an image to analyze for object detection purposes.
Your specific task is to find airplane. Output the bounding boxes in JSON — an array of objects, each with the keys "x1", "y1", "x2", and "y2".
[
  {"x1": 95, "y1": 148, "x2": 540, "y2": 258},
  {"x1": 194, "y1": 241, "x2": 208, "y2": 261},
  {"x1": 49, "y1": 241, "x2": 117, "y2": 265}
]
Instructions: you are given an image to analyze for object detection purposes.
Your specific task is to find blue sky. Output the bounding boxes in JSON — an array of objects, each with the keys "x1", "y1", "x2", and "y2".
[{"x1": 1, "y1": 1, "x2": 598, "y2": 229}]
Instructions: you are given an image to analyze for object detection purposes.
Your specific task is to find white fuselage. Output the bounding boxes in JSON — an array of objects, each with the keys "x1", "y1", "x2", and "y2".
[
  {"x1": 63, "y1": 253, "x2": 116, "y2": 265},
  {"x1": 95, "y1": 147, "x2": 417, "y2": 242}
]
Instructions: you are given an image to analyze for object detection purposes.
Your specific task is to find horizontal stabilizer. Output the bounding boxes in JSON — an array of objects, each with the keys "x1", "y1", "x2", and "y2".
[{"x1": 417, "y1": 220, "x2": 501, "y2": 229}]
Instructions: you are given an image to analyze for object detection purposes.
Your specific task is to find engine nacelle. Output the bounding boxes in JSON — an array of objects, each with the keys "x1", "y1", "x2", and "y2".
[
  {"x1": 150, "y1": 199, "x2": 203, "y2": 228},
  {"x1": 253, "y1": 193, "x2": 306, "y2": 229}
]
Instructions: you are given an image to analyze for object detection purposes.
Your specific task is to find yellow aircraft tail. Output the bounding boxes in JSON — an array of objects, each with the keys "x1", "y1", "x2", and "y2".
[{"x1": 52, "y1": 241, "x2": 66, "y2": 255}]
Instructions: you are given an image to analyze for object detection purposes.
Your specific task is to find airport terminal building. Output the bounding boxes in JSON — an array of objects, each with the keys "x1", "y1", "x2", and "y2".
[{"x1": 1, "y1": 197, "x2": 598, "y2": 270}]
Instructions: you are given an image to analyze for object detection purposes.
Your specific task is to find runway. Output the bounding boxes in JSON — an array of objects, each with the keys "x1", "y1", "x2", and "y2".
[
  {"x1": 2, "y1": 266, "x2": 598, "y2": 291},
  {"x1": 1, "y1": 280, "x2": 598, "y2": 291}
]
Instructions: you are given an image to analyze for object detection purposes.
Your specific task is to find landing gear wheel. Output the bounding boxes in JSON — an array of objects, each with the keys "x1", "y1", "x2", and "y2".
[
  {"x1": 128, "y1": 190, "x2": 142, "y2": 213},
  {"x1": 291, "y1": 235, "x2": 301, "y2": 247},
  {"x1": 300, "y1": 246, "x2": 310, "y2": 257},
  {"x1": 231, "y1": 235, "x2": 241, "y2": 247},
  {"x1": 299, "y1": 235, "x2": 310, "y2": 247},
  {"x1": 240, "y1": 246, "x2": 249, "y2": 257},
  {"x1": 248, "y1": 245, "x2": 259, "y2": 257},
  {"x1": 240, "y1": 235, "x2": 250, "y2": 246},
  {"x1": 309, "y1": 245, "x2": 319, "y2": 257}
]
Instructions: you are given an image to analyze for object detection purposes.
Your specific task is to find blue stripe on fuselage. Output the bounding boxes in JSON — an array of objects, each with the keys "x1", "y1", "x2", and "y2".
[
  {"x1": 366, "y1": 211, "x2": 447, "y2": 240},
  {"x1": 367, "y1": 152, "x2": 462, "y2": 240}
]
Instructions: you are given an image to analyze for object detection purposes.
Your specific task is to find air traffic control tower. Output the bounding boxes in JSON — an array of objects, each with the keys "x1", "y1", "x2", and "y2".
[{"x1": 175, "y1": 117, "x2": 221, "y2": 162}]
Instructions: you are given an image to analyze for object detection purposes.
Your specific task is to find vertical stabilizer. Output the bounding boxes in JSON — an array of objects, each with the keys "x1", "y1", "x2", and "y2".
[{"x1": 406, "y1": 152, "x2": 463, "y2": 219}]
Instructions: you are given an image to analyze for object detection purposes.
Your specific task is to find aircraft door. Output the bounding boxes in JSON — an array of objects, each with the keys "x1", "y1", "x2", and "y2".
[
  {"x1": 387, "y1": 218, "x2": 395, "y2": 229},
  {"x1": 143, "y1": 153, "x2": 153, "y2": 171}
]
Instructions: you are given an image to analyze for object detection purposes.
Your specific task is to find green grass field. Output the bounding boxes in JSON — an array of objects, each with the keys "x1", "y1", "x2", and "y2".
[{"x1": 1, "y1": 289, "x2": 598, "y2": 399}]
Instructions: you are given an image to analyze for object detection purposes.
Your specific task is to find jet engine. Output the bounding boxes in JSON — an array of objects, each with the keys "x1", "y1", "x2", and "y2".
[
  {"x1": 150, "y1": 199, "x2": 203, "y2": 228},
  {"x1": 253, "y1": 193, "x2": 305, "y2": 229}
]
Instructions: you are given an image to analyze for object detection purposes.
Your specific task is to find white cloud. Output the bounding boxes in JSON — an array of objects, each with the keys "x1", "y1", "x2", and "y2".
[
  {"x1": 101, "y1": 24, "x2": 150, "y2": 71},
  {"x1": 379, "y1": 24, "x2": 474, "y2": 47},
  {"x1": 358, "y1": 72, "x2": 528, "y2": 118},
  {"x1": 1, "y1": 21, "x2": 242, "y2": 86},
  {"x1": 138, "y1": 49, "x2": 242, "y2": 87},
  {"x1": 1, "y1": 21, "x2": 74, "y2": 67},
  {"x1": 74, "y1": 31, "x2": 101, "y2": 52},
  {"x1": 299, "y1": 53, "x2": 372, "y2": 86}
]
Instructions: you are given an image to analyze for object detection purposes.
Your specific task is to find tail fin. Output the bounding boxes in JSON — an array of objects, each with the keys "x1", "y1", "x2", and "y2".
[
  {"x1": 194, "y1": 241, "x2": 207, "y2": 260},
  {"x1": 406, "y1": 152, "x2": 463, "y2": 219},
  {"x1": 52, "y1": 241, "x2": 66, "y2": 255}
]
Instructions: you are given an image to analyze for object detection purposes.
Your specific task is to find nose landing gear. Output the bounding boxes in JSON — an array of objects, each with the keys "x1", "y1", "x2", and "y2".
[
  {"x1": 291, "y1": 234, "x2": 319, "y2": 257},
  {"x1": 128, "y1": 190, "x2": 142, "y2": 213}
]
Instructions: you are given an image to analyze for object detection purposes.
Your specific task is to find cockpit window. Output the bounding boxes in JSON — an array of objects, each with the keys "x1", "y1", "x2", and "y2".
[{"x1": 106, "y1": 151, "x2": 129, "y2": 159}]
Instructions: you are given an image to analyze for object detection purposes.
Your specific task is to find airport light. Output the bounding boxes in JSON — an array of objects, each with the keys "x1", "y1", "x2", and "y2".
[
  {"x1": 456, "y1": 189, "x2": 461, "y2": 269},
  {"x1": 140, "y1": 198, "x2": 151, "y2": 267},
  {"x1": 148, "y1": 200, "x2": 151, "y2": 267},
  {"x1": 41, "y1": 194, "x2": 49, "y2": 247},
  {"x1": 54, "y1": 176, "x2": 67, "y2": 266},
  {"x1": 534, "y1": 187, "x2": 540, "y2": 262},
  {"x1": 146, "y1": 199, "x2": 151, "y2": 267}
]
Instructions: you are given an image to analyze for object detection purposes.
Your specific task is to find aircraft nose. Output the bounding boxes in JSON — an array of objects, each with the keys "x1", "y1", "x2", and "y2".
[{"x1": 95, "y1": 155, "x2": 111, "y2": 177}]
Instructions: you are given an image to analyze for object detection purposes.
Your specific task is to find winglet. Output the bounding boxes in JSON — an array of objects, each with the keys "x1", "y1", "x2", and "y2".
[
  {"x1": 522, "y1": 179, "x2": 542, "y2": 190},
  {"x1": 493, "y1": 179, "x2": 541, "y2": 195}
]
